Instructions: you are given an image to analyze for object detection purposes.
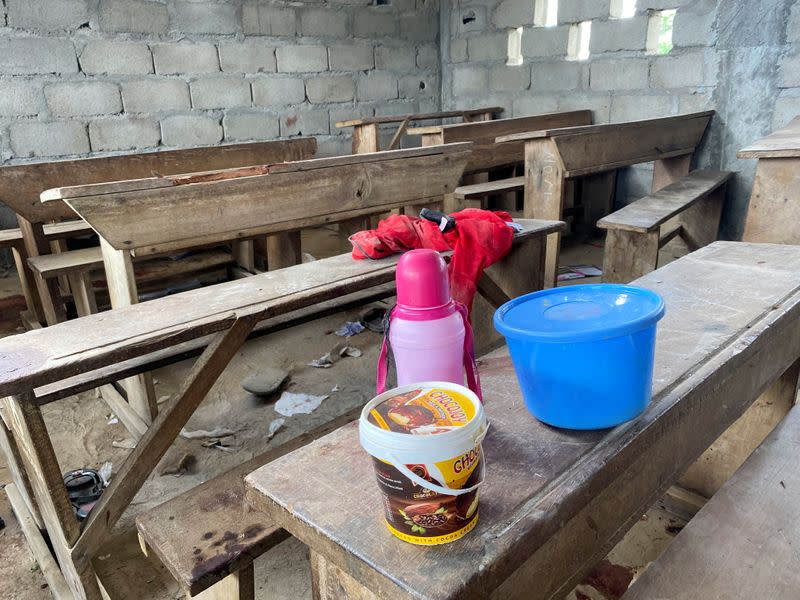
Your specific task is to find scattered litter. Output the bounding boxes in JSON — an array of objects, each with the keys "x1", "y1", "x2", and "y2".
[
  {"x1": 308, "y1": 343, "x2": 362, "y2": 368},
  {"x1": 112, "y1": 438, "x2": 137, "y2": 450},
  {"x1": 331, "y1": 384, "x2": 340, "y2": 393},
  {"x1": 160, "y1": 453, "x2": 196, "y2": 477},
  {"x1": 107, "y1": 415, "x2": 119, "y2": 425},
  {"x1": 505, "y1": 221, "x2": 524, "y2": 233},
  {"x1": 180, "y1": 427, "x2": 237, "y2": 439},
  {"x1": 361, "y1": 307, "x2": 388, "y2": 333},
  {"x1": 202, "y1": 439, "x2": 236, "y2": 452},
  {"x1": 275, "y1": 392, "x2": 328, "y2": 416},
  {"x1": 339, "y1": 345, "x2": 362, "y2": 358},
  {"x1": 153, "y1": 378, "x2": 159, "y2": 384},
  {"x1": 267, "y1": 418, "x2": 285, "y2": 440},
  {"x1": 242, "y1": 368, "x2": 289, "y2": 396},
  {"x1": 308, "y1": 353, "x2": 333, "y2": 368},
  {"x1": 98, "y1": 462, "x2": 113, "y2": 486},
  {"x1": 557, "y1": 264, "x2": 603, "y2": 282},
  {"x1": 97, "y1": 554, "x2": 111, "y2": 561},
  {"x1": 157, "y1": 395, "x2": 170, "y2": 404},
  {"x1": 334, "y1": 320, "x2": 365, "y2": 337},
  {"x1": 302, "y1": 252, "x2": 316, "y2": 263}
]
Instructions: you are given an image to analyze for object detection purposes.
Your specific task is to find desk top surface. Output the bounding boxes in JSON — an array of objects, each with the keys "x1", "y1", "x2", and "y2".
[
  {"x1": 738, "y1": 116, "x2": 800, "y2": 158},
  {"x1": 246, "y1": 241, "x2": 800, "y2": 600}
]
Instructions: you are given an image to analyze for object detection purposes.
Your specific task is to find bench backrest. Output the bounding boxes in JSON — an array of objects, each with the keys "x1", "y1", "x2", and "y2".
[
  {"x1": 413, "y1": 111, "x2": 593, "y2": 174},
  {"x1": 0, "y1": 138, "x2": 317, "y2": 224},
  {"x1": 335, "y1": 107, "x2": 504, "y2": 129},
  {"x1": 497, "y1": 111, "x2": 714, "y2": 177},
  {"x1": 41, "y1": 144, "x2": 472, "y2": 256}
]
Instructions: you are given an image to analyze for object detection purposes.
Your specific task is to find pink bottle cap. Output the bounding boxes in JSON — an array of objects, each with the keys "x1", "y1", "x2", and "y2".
[{"x1": 396, "y1": 249, "x2": 451, "y2": 310}]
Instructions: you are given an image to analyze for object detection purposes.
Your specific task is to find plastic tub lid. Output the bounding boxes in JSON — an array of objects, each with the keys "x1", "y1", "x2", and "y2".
[{"x1": 494, "y1": 284, "x2": 665, "y2": 343}]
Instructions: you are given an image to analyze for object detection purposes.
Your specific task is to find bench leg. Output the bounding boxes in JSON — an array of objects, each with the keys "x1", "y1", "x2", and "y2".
[
  {"x1": 194, "y1": 564, "x2": 255, "y2": 600},
  {"x1": 602, "y1": 229, "x2": 659, "y2": 284},
  {"x1": 266, "y1": 232, "x2": 302, "y2": 271},
  {"x1": 524, "y1": 138, "x2": 565, "y2": 288},
  {"x1": 0, "y1": 411, "x2": 44, "y2": 529},
  {"x1": 652, "y1": 154, "x2": 691, "y2": 192},
  {"x1": 11, "y1": 244, "x2": 46, "y2": 326},
  {"x1": 18, "y1": 217, "x2": 66, "y2": 325},
  {"x1": 338, "y1": 217, "x2": 370, "y2": 254},
  {"x1": 678, "y1": 184, "x2": 725, "y2": 251},
  {"x1": 231, "y1": 240, "x2": 256, "y2": 273},
  {"x1": 67, "y1": 271, "x2": 98, "y2": 317},
  {"x1": 351, "y1": 123, "x2": 379, "y2": 154},
  {"x1": 310, "y1": 550, "x2": 377, "y2": 600}
]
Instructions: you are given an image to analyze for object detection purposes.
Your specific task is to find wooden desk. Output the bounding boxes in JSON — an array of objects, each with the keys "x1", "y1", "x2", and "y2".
[
  {"x1": 0, "y1": 218, "x2": 561, "y2": 600},
  {"x1": 738, "y1": 115, "x2": 800, "y2": 244},
  {"x1": 496, "y1": 111, "x2": 714, "y2": 285},
  {"x1": 246, "y1": 241, "x2": 800, "y2": 600}
]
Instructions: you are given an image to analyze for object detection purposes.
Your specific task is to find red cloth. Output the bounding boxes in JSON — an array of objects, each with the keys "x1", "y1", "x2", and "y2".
[{"x1": 350, "y1": 209, "x2": 516, "y2": 313}]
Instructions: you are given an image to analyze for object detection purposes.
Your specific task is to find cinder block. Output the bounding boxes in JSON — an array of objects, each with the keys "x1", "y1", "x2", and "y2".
[
  {"x1": 329, "y1": 45, "x2": 374, "y2": 71},
  {"x1": 558, "y1": 92, "x2": 611, "y2": 122},
  {"x1": 122, "y1": 79, "x2": 191, "y2": 113},
  {"x1": 223, "y1": 111, "x2": 280, "y2": 141},
  {"x1": 0, "y1": 81, "x2": 44, "y2": 117},
  {"x1": 492, "y1": 0, "x2": 534, "y2": 28},
  {"x1": 513, "y1": 95, "x2": 559, "y2": 117},
  {"x1": 559, "y1": 0, "x2": 610, "y2": 23},
  {"x1": 99, "y1": 0, "x2": 169, "y2": 34},
  {"x1": 0, "y1": 38, "x2": 77, "y2": 75},
  {"x1": 354, "y1": 11, "x2": 396, "y2": 37},
  {"x1": 301, "y1": 8, "x2": 348, "y2": 37},
  {"x1": 161, "y1": 115, "x2": 223, "y2": 147},
  {"x1": 9, "y1": 120, "x2": 89, "y2": 157},
  {"x1": 452, "y1": 65, "x2": 488, "y2": 96},
  {"x1": 521, "y1": 25, "x2": 570, "y2": 57},
  {"x1": 276, "y1": 45, "x2": 328, "y2": 73},
  {"x1": 450, "y1": 38, "x2": 468, "y2": 63},
  {"x1": 417, "y1": 44, "x2": 438, "y2": 69},
  {"x1": 376, "y1": 45, "x2": 416, "y2": 71},
  {"x1": 672, "y1": 9, "x2": 718, "y2": 48},
  {"x1": 490, "y1": 64, "x2": 531, "y2": 92},
  {"x1": 650, "y1": 51, "x2": 707, "y2": 88},
  {"x1": 89, "y1": 118, "x2": 160, "y2": 152},
  {"x1": 315, "y1": 136, "x2": 351, "y2": 158},
  {"x1": 219, "y1": 44, "x2": 276, "y2": 74},
  {"x1": 356, "y1": 72, "x2": 398, "y2": 101},
  {"x1": 399, "y1": 74, "x2": 438, "y2": 98},
  {"x1": 467, "y1": 33, "x2": 507, "y2": 61},
  {"x1": 153, "y1": 44, "x2": 219, "y2": 75},
  {"x1": 788, "y1": 3, "x2": 800, "y2": 45},
  {"x1": 678, "y1": 89, "x2": 713, "y2": 114},
  {"x1": 306, "y1": 75, "x2": 355, "y2": 103},
  {"x1": 171, "y1": 1, "x2": 240, "y2": 34},
  {"x1": 610, "y1": 94, "x2": 673, "y2": 121},
  {"x1": 329, "y1": 105, "x2": 372, "y2": 132},
  {"x1": 590, "y1": 58, "x2": 648, "y2": 91},
  {"x1": 455, "y1": 5, "x2": 486, "y2": 33},
  {"x1": 252, "y1": 78, "x2": 306, "y2": 106},
  {"x1": 190, "y1": 78, "x2": 252, "y2": 110},
  {"x1": 590, "y1": 17, "x2": 648, "y2": 53},
  {"x1": 79, "y1": 41, "x2": 153, "y2": 75},
  {"x1": 531, "y1": 62, "x2": 582, "y2": 91},
  {"x1": 6, "y1": 0, "x2": 91, "y2": 30},
  {"x1": 772, "y1": 91, "x2": 800, "y2": 130},
  {"x1": 400, "y1": 14, "x2": 438, "y2": 42},
  {"x1": 242, "y1": 3, "x2": 296, "y2": 36},
  {"x1": 780, "y1": 51, "x2": 800, "y2": 88},
  {"x1": 279, "y1": 109, "x2": 330, "y2": 136},
  {"x1": 45, "y1": 81, "x2": 122, "y2": 117}
]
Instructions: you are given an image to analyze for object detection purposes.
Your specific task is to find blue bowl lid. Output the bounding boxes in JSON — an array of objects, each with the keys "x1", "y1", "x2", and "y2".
[{"x1": 494, "y1": 284, "x2": 666, "y2": 343}]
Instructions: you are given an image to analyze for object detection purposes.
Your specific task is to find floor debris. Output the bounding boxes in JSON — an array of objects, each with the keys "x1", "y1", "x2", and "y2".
[
  {"x1": 98, "y1": 462, "x2": 113, "y2": 486},
  {"x1": 242, "y1": 367, "x2": 290, "y2": 396},
  {"x1": 334, "y1": 320, "x2": 365, "y2": 337},
  {"x1": 275, "y1": 392, "x2": 328, "y2": 416},
  {"x1": 180, "y1": 427, "x2": 238, "y2": 439},
  {"x1": 112, "y1": 438, "x2": 137, "y2": 450},
  {"x1": 309, "y1": 342, "x2": 363, "y2": 368},
  {"x1": 160, "y1": 453, "x2": 196, "y2": 477},
  {"x1": 360, "y1": 307, "x2": 388, "y2": 333},
  {"x1": 267, "y1": 418, "x2": 285, "y2": 440}
]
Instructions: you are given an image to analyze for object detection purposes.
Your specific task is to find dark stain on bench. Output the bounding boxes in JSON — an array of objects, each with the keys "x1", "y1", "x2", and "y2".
[
  {"x1": 198, "y1": 490, "x2": 240, "y2": 512},
  {"x1": 190, "y1": 525, "x2": 268, "y2": 585},
  {"x1": 582, "y1": 559, "x2": 634, "y2": 600}
]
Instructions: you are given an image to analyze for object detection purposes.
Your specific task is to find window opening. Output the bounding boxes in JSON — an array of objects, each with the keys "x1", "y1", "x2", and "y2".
[
  {"x1": 647, "y1": 9, "x2": 676, "y2": 55},
  {"x1": 610, "y1": 0, "x2": 637, "y2": 19},
  {"x1": 507, "y1": 27, "x2": 524, "y2": 66},
  {"x1": 534, "y1": 0, "x2": 558, "y2": 27},
  {"x1": 567, "y1": 21, "x2": 591, "y2": 61}
]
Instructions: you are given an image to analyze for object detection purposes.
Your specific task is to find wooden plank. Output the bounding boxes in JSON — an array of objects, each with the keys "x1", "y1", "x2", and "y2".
[
  {"x1": 195, "y1": 564, "x2": 254, "y2": 600},
  {"x1": 0, "y1": 139, "x2": 316, "y2": 223},
  {"x1": 454, "y1": 176, "x2": 525, "y2": 199},
  {"x1": 438, "y1": 111, "x2": 592, "y2": 174},
  {"x1": 597, "y1": 170, "x2": 731, "y2": 233},
  {"x1": 6, "y1": 483, "x2": 73, "y2": 599},
  {"x1": 351, "y1": 123, "x2": 380, "y2": 154},
  {"x1": 387, "y1": 117, "x2": 410, "y2": 150},
  {"x1": 741, "y1": 158, "x2": 800, "y2": 244},
  {"x1": 136, "y1": 405, "x2": 363, "y2": 596},
  {"x1": 0, "y1": 415, "x2": 44, "y2": 528},
  {"x1": 737, "y1": 115, "x2": 800, "y2": 158},
  {"x1": 0, "y1": 220, "x2": 563, "y2": 398},
  {"x1": 99, "y1": 384, "x2": 148, "y2": 440},
  {"x1": 335, "y1": 107, "x2": 504, "y2": 128},
  {"x1": 11, "y1": 245, "x2": 45, "y2": 325},
  {"x1": 245, "y1": 242, "x2": 800, "y2": 600},
  {"x1": 18, "y1": 217, "x2": 65, "y2": 325},
  {"x1": 74, "y1": 315, "x2": 259, "y2": 560},
  {"x1": 47, "y1": 145, "x2": 472, "y2": 255},
  {"x1": 652, "y1": 154, "x2": 691, "y2": 192},
  {"x1": 602, "y1": 229, "x2": 660, "y2": 283},
  {"x1": 266, "y1": 232, "x2": 302, "y2": 270},
  {"x1": 624, "y1": 404, "x2": 800, "y2": 599}
]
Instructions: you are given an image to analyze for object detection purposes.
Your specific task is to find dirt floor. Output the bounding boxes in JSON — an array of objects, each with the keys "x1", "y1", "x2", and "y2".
[{"x1": 0, "y1": 230, "x2": 694, "y2": 600}]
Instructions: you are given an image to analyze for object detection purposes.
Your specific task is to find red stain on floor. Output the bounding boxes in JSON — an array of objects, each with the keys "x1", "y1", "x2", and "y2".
[{"x1": 582, "y1": 559, "x2": 634, "y2": 599}]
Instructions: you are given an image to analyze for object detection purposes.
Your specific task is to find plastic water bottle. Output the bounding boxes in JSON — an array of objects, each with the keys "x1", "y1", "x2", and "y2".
[{"x1": 389, "y1": 249, "x2": 466, "y2": 386}]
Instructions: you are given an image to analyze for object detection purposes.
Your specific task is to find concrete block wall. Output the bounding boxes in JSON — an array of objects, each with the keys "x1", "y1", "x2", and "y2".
[{"x1": 440, "y1": 0, "x2": 800, "y2": 239}]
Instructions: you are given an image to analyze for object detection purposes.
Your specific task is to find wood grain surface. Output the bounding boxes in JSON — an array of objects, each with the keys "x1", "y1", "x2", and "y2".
[{"x1": 738, "y1": 115, "x2": 800, "y2": 158}]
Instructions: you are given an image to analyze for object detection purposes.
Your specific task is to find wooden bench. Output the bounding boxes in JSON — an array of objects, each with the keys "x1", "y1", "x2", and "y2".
[
  {"x1": 0, "y1": 217, "x2": 562, "y2": 600},
  {"x1": 245, "y1": 242, "x2": 800, "y2": 600},
  {"x1": 497, "y1": 111, "x2": 714, "y2": 285},
  {"x1": 624, "y1": 403, "x2": 800, "y2": 599},
  {"x1": 407, "y1": 111, "x2": 593, "y2": 214},
  {"x1": 597, "y1": 170, "x2": 732, "y2": 283},
  {"x1": 0, "y1": 138, "x2": 317, "y2": 327}
]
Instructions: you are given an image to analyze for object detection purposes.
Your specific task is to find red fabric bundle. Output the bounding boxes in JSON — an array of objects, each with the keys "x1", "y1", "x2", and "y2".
[{"x1": 350, "y1": 209, "x2": 516, "y2": 313}]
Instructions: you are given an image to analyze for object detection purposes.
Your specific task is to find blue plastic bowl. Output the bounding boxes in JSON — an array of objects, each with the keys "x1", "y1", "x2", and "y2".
[{"x1": 494, "y1": 284, "x2": 665, "y2": 430}]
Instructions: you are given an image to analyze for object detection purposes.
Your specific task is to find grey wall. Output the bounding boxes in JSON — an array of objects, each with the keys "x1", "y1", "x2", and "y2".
[{"x1": 440, "y1": 0, "x2": 800, "y2": 239}]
